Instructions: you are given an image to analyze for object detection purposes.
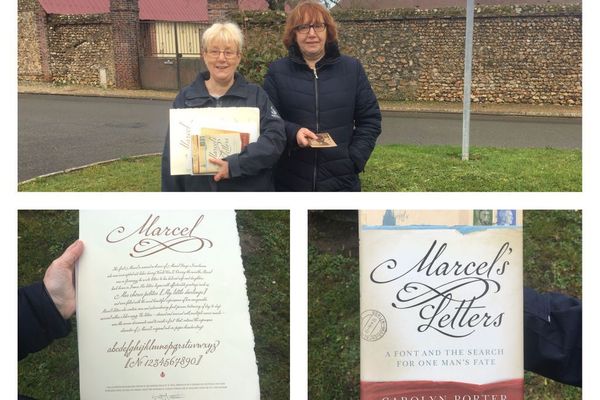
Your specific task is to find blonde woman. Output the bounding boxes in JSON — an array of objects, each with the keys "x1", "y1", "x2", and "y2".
[{"x1": 161, "y1": 22, "x2": 286, "y2": 191}]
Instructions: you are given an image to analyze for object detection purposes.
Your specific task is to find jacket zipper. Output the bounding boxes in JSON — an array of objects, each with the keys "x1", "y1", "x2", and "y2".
[
  {"x1": 211, "y1": 96, "x2": 222, "y2": 192},
  {"x1": 312, "y1": 67, "x2": 319, "y2": 192}
]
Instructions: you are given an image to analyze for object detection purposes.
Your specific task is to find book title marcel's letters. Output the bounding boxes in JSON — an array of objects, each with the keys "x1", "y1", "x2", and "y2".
[{"x1": 359, "y1": 210, "x2": 523, "y2": 400}]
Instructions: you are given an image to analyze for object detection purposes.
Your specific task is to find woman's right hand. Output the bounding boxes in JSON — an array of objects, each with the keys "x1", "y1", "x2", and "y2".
[{"x1": 296, "y1": 127, "x2": 319, "y2": 148}]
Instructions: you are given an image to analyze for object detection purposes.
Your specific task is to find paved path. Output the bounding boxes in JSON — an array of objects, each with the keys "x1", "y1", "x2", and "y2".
[
  {"x1": 18, "y1": 93, "x2": 582, "y2": 181},
  {"x1": 19, "y1": 94, "x2": 170, "y2": 181}
]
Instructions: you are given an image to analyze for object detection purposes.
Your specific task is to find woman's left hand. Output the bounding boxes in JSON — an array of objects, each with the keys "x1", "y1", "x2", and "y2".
[{"x1": 209, "y1": 158, "x2": 230, "y2": 181}]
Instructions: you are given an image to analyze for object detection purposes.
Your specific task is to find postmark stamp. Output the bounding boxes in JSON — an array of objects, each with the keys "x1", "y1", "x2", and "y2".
[{"x1": 361, "y1": 309, "x2": 387, "y2": 341}]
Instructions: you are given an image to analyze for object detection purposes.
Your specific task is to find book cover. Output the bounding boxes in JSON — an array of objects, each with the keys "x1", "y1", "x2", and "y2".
[
  {"x1": 77, "y1": 210, "x2": 260, "y2": 399},
  {"x1": 359, "y1": 210, "x2": 523, "y2": 400},
  {"x1": 191, "y1": 128, "x2": 249, "y2": 175},
  {"x1": 169, "y1": 107, "x2": 259, "y2": 176}
]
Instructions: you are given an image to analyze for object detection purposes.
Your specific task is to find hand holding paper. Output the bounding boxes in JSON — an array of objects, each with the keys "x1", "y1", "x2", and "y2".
[
  {"x1": 43, "y1": 240, "x2": 84, "y2": 319},
  {"x1": 308, "y1": 133, "x2": 337, "y2": 148},
  {"x1": 296, "y1": 127, "x2": 318, "y2": 148}
]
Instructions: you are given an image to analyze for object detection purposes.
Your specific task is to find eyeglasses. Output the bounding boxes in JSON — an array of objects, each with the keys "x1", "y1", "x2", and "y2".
[
  {"x1": 205, "y1": 48, "x2": 239, "y2": 59},
  {"x1": 294, "y1": 23, "x2": 326, "y2": 34}
]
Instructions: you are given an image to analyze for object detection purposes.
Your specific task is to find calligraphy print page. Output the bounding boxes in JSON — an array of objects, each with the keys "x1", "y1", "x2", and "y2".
[
  {"x1": 77, "y1": 210, "x2": 259, "y2": 400},
  {"x1": 359, "y1": 210, "x2": 524, "y2": 400}
]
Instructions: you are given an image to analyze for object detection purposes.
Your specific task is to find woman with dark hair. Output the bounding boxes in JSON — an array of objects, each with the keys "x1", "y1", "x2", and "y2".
[{"x1": 263, "y1": 0, "x2": 381, "y2": 192}]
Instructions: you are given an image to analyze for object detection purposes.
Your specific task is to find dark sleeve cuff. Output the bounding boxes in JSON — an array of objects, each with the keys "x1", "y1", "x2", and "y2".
[
  {"x1": 284, "y1": 121, "x2": 302, "y2": 147},
  {"x1": 523, "y1": 287, "x2": 582, "y2": 387},
  {"x1": 226, "y1": 153, "x2": 241, "y2": 178},
  {"x1": 18, "y1": 282, "x2": 71, "y2": 360}
]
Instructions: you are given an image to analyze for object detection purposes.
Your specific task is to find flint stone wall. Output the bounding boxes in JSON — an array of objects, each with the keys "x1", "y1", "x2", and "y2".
[
  {"x1": 19, "y1": 1, "x2": 581, "y2": 104},
  {"x1": 18, "y1": 0, "x2": 51, "y2": 81},
  {"x1": 238, "y1": 4, "x2": 581, "y2": 105},
  {"x1": 46, "y1": 14, "x2": 116, "y2": 87}
]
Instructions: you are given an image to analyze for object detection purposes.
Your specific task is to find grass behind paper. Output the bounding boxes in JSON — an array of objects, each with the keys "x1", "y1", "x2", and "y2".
[
  {"x1": 18, "y1": 145, "x2": 581, "y2": 192},
  {"x1": 308, "y1": 210, "x2": 582, "y2": 400},
  {"x1": 17, "y1": 210, "x2": 80, "y2": 400},
  {"x1": 17, "y1": 210, "x2": 290, "y2": 400},
  {"x1": 237, "y1": 210, "x2": 291, "y2": 399}
]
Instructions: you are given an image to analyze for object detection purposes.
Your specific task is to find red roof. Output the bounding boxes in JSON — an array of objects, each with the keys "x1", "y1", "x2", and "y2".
[
  {"x1": 38, "y1": 0, "x2": 108, "y2": 14},
  {"x1": 139, "y1": 0, "x2": 208, "y2": 22},
  {"x1": 37, "y1": 0, "x2": 268, "y2": 21}
]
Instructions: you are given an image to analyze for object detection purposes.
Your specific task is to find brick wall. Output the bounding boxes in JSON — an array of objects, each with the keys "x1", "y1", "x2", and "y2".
[
  {"x1": 208, "y1": 0, "x2": 239, "y2": 21},
  {"x1": 110, "y1": 0, "x2": 141, "y2": 89}
]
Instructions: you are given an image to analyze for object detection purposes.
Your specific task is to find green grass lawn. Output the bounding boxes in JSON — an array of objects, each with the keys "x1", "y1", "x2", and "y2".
[
  {"x1": 18, "y1": 210, "x2": 289, "y2": 399},
  {"x1": 308, "y1": 210, "x2": 581, "y2": 400},
  {"x1": 18, "y1": 144, "x2": 581, "y2": 192},
  {"x1": 20, "y1": 156, "x2": 163, "y2": 192}
]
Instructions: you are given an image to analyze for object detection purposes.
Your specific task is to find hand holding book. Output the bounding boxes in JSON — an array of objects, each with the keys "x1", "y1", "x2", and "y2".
[{"x1": 209, "y1": 158, "x2": 230, "y2": 181}]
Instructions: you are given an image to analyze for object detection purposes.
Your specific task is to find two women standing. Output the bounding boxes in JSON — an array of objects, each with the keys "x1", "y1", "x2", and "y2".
[{"x1": 161, "y1": 0, "x2": 381, "y2": 192}]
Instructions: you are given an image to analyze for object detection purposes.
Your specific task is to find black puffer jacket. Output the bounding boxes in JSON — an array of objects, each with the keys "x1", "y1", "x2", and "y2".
[
  {"x1": 161, "y1": 71, "x2": 286, "y2": 191},
  {"x1": 263, "y1": 42, "x2": 381, "y2": 191}
]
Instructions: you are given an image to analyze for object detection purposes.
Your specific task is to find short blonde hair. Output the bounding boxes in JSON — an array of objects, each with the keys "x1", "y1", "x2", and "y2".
[{"x1": 201, "y1": 22, "x2": 244, "y2": 53}]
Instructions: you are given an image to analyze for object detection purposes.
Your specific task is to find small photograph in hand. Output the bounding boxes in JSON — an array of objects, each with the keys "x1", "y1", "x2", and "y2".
[{"x1": 309, "y1": 133, "x2": 337, "y2": 148}]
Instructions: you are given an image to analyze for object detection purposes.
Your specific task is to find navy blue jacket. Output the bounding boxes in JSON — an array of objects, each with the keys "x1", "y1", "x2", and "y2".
[
  {"x1": 263, "y1": 42, "x2": 381, "y2": 191},
  {"x1": 524, "y1": 287, "x2": 582, "y2": 387},
  {"x1": 18, "y1": 282, "x2": 71, "y2": 361},
  {"x1": 161, "y1": 71, "x2": 286, "y2": 191}
]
